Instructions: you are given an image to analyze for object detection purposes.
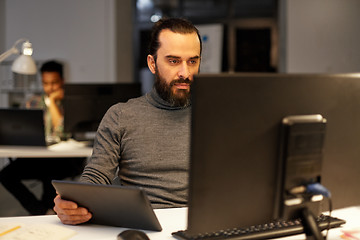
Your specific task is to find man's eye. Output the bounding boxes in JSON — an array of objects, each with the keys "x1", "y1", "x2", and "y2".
[
  {"x1": 169, "y1": 59, "x2": 179, "y2": 64},
  {"x1": 189, "y1": 60, "x2": 197, "y2": 65}
]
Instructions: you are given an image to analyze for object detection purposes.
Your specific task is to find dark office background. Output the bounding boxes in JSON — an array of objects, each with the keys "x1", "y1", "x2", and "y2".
[
  {"x1": 1, "y1": 0, "x2": 359, "y2": 88},
  {"x1": 135, "y1": 0, "x2": 278, "y2": 78}
]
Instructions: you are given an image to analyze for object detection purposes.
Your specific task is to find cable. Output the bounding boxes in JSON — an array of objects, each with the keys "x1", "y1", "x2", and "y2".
[
  {"x1": 306, "y1": 183, "x2": 331, "y2": 198},
  {"x1": 305, "y1": 183, "x2": 332, "y2": 240},
  {"x1": 324, "y1": 196, "x2": 333, "y2": 240},
  {"x1": 289, "y1": 182, "x2": 333, "y2": 239}
]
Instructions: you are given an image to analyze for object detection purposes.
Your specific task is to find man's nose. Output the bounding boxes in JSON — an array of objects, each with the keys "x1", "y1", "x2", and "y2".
[{"x1": 178, "y1": 62, "x2": 190, "y2": 79}]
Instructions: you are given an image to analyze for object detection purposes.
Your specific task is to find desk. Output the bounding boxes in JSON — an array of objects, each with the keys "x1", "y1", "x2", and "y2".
[
  {"x1": 0, "y1": 140, "x2": 93, "y2": 217},
  {"x1": 0, "y1": 206, "x2": 359, "y2": 240},
  {"x1": 0, "y1": 140, "x2": 93, "y2": 158}
]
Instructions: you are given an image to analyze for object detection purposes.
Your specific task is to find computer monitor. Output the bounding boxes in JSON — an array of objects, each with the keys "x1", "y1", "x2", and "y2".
[
  {"x1": 64, "y1": 83, "x2": 141, "y2": 141},
  {"x1": 0, "y1": 108, "x2": 46, "y2": 146},
  {"x1": 186, "y1": 73, "x2": 360, "y2": 235}
]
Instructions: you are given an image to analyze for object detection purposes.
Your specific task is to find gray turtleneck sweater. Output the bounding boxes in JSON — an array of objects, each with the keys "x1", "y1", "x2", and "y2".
[{"x1": 80, "y1": 88, "x2": 190, "y2": 209}]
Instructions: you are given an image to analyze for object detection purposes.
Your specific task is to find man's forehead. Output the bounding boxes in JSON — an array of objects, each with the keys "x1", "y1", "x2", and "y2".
[
  {"x1": 157, "y1": 29, "x2": 201, "y2": 57},
  {"x1": 158, "y1": 29, "x2": 199, "y2": 42},
  {"x1": 42, "y1": 72, "x2": 62, "y2": 81}
]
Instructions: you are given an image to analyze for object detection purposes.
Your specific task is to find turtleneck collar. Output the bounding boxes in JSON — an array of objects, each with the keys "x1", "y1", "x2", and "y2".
[{"x1": 145, "y1": 87, "x2": 191, "y2": 110}]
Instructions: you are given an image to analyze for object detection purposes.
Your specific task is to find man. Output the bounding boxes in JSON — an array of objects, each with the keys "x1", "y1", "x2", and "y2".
[
  {"x1": 0, "y1": 61, "x2": 85, "y2": 215},
  {"x1": 27, "y1": 60, "x2": 65, "y2": 142},
  {"x1": 54, "y1": 17, "x2": 202, "y2": 225}
]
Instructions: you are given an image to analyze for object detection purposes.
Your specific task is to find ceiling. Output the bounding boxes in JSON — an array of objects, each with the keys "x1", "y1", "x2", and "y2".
[{"x1": 136, "y1": 0, "x2": 278, "y2": 23}]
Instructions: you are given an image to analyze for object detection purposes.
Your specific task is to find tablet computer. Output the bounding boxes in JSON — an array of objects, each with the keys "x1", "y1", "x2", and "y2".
[{"x1": 52, "y1": 180, "x2": 162, "y2": 231}]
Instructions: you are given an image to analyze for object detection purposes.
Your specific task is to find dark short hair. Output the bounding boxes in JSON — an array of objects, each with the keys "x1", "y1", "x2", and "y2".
[
  {"x1": 40, "y1": 60, "x2": 64, "y2": 79},
  {"x1": 148, "y1": 17, "x2": 202, "y2": 61}
]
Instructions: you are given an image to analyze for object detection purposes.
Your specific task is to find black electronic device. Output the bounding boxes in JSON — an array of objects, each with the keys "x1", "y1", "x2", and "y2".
[
  {"x1": 63, "y1": 83, "x2": 141, "y2": 141},
  {"x1": 173, "y1": 215, "x2": 345, "y2": 240},
  {"x1": 172, "y1": 73, "x2": 360, "y2": 240},
  {"x1": 117, "y1": 230, "x2": 150, "y2": 240},
  {"x1": 52, "y1": 180, "x2": 162, "y2": 231},
  {"x1": 0, "y1": 108, "x2": 46, "y2": 146}
]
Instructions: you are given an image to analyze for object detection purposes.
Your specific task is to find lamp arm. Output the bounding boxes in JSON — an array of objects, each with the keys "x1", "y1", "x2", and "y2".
[
  {"x1": 0, "y1": 47, "x2": 19, "y2": 63},
  {"x1": 0, "y1": 38, "x2": 30, "y2": 63}
]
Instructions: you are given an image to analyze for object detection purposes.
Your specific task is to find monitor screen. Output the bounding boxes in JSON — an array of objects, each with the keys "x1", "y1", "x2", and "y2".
[
  {"x1": 187, "y1": 73, "x2": 360, "y2": 234},
  {"x1": 64, "y1": 83, "x2": 141, "y2": 141}
]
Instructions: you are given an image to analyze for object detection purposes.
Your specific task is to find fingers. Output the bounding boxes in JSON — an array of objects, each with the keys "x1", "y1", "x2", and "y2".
[
  {"x1": 49, "y1": 89, "x2": 64, "y2": 101},
  {"x1": 56, "y1": 210, "x2": 92, "y2": 225},
  {"x1": 54, "y1": 194, "x2": 76, "y2": 208},
  {"x1": 53, "y1": 194, "x2": 92, "y2": 225}
]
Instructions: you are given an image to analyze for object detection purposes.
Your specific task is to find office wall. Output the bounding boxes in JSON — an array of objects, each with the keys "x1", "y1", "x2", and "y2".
[
  {"x1": 0, "y1": 0, "x2": 4, "y2": 51},
  {"x1": 115, "y1": 0, "x2": 134, "y2": 84},
  {"x1": 279, "y1": 0, "x2": 360, "y2": 73},
  {"x1": 2, "y1": 0, "x2": 133, "y2": 83}
]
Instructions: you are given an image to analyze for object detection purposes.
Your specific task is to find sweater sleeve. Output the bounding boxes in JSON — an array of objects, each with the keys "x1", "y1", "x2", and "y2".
[{"x1": 80, "y1": 104, "x2": 122, "y2": 185}]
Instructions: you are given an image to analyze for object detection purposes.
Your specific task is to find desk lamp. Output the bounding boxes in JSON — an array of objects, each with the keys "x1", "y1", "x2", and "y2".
[{"x1": 0, "y1": 38, "x2": 37, "y2": 75}]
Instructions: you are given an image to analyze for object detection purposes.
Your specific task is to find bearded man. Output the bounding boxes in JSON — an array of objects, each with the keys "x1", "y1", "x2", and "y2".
[{"x1": 54, "y1": 17, "x2": 202, "y2": 225}]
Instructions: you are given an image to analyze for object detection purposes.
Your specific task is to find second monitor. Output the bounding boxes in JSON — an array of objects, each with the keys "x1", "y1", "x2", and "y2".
[{"x1": 64, "y1": 83, "x2": 141, "y2": 141}]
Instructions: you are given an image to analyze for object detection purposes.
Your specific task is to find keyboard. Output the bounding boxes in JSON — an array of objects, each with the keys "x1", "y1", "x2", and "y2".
[{"x1": 172, "y1": 215, "x2": 346, "y2": 240}]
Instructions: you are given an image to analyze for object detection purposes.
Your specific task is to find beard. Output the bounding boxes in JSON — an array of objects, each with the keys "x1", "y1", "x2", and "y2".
[{"x1": 154, "y1": 68, "x2": 192, "y2": 108}]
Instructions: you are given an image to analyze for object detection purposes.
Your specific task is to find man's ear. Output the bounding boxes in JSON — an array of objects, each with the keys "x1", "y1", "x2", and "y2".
[{"x1": 147, "y1": 55, "x2": 156, "y2": 74}]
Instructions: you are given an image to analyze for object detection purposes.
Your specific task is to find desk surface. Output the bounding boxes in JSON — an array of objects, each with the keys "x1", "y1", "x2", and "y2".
[
  {"x1": 0, "y1": 139, "x2": 93, "y2": 158},
  {"x1": 0, "y1": 206, "x2": 359, "y2": 240}
]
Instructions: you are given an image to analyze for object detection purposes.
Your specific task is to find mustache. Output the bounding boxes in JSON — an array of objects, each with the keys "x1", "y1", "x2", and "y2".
[{"x1": 170, "y1": 78, "x2": 192, "y2": 87}]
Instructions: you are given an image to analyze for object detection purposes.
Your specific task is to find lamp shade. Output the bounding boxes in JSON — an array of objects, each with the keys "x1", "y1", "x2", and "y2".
[{"x1": 11, "y1": 55, "x2": 37, "y2": 75}]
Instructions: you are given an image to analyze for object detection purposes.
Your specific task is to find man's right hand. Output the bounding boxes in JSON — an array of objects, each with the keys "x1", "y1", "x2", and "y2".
[
  {"x1": 49, "y1": 88, "x2": 64, "y2": 102},
  {"x1": 53, "y1": 194, "x2": 92, "y2": 225}
]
